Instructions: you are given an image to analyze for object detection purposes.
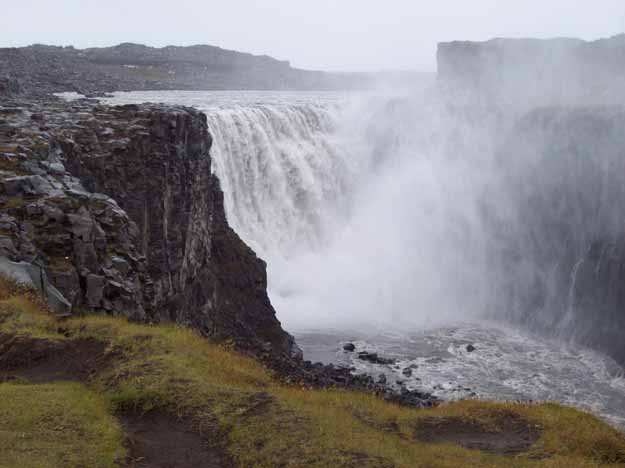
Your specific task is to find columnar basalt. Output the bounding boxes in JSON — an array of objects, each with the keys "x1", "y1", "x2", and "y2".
[{"x1": 0, "y1": 96, "x2": 297, "y2": 357}]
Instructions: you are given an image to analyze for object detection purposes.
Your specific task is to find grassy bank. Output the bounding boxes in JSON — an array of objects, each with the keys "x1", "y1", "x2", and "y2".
[{"x1": 0, "y1": 277, "x2": 623, "y2": 467}]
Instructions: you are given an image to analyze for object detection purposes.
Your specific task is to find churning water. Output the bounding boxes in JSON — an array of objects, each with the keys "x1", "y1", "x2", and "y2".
[{"x1": 103, "y1": 90, "x2": 625, "y2": 430}]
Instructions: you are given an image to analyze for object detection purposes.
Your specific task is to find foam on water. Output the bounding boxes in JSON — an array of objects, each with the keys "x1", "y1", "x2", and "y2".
[{"x1": 296, "y1": 323, "x2": 625, "y2": 430}]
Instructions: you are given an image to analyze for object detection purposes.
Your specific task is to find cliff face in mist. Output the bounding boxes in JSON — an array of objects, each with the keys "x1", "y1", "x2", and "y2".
[
  {"x1": 0, "y1": 43, "x2": 422, "y2": 95},
  {"x1": 437, "y1": 34, "x2": 625, "y2": 363},
  {"x1": 437, "y1": 35, "x2": 625, "y2": 108},
  {"x1": 0, "y1": 96, "x2": 297, "y2": 357},
  {"x1": 492, "y1": 108, "x2": 625, "y2": 363}
]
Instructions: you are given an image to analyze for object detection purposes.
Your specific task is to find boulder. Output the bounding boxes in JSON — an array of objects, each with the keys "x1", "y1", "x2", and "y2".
[
  {"x1": 357, "y1": 351, "x2": 395, "y2": 365},
  {"x1": 0, "y1": 256, "x2": 71, "y2": 315}
]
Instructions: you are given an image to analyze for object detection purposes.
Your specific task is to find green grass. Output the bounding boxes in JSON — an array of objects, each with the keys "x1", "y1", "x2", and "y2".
[
  {"x1": 0, "y1": 276, "x2": 624, "y2": 467},
  {"x1": 0, "y1": 382, "x2": 125, "y2": 468},
  {"x1": 2, "y1": 197, "x2": 26, "y2": 210}
]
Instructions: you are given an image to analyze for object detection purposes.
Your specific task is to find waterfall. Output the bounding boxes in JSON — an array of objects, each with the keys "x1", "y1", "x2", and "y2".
[
  {"x1": 205, "y1": 102, "x2": 363, "y2": 258},
  {"x1": 102, "y1": 90, "x2": 625, "y2": 363},
  {"x1": 200, "y1": 91, "x2": 497, "y2": 331},
  {"x1": 561, "y1": 258, "x2": 584, "y2": 335}
]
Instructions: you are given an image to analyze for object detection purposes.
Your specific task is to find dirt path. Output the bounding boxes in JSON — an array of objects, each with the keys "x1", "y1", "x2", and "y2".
[
  {"x1": 121, "y1": 410, "x2": 230, "y2": 468},
  {"x1": 0, "y1": 333, "x2": 111, "y2": 382},
  {"x1": 0, "y1": 333, "x2": 232, "y2": 468}
]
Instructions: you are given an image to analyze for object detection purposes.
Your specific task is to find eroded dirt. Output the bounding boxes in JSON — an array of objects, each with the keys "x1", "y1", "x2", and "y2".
[
  {"x1": 121, "y1": 410, "x2": 231, "y2": 468},
  {"x1": 0, "y1": 333, "x2": 112, "y2": 383},
  {"x1": 413, "y1": 414, "x2": 542, "y2": 456},
  {"x1": 0, "y1": 332, "x2": 232, "y2": 467}
]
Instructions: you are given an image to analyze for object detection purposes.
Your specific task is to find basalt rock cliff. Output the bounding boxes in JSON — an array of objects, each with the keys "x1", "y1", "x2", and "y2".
[{"x1": 0, "y1": 95, "x2": 298, "y2": 357}]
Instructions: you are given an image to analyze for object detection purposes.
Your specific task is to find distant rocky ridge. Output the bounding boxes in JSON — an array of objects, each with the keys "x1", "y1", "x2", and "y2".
[
  {"x1": 0, "y1": 95, "x2": 298, "y2": 358},
  {"x1": 0, "y1": 43, "x2": 424, "y2": 95},
  {"x1": 437, "y1": 34, "x2": 625, "y2": 109}
]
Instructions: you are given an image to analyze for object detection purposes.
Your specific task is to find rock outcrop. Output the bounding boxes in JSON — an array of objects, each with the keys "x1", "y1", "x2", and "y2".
[
  {"x1": 0, "y1": 78, "x2": 20, "y2": 97},
  {"x1": 0, "y1": 96, "x2": 297, "y2": 357}
]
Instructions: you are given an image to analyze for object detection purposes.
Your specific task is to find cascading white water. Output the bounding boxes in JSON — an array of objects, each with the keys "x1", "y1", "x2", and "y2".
[
  {"x1": 102, "y1": 89, "x2": 499, "y2": 330},
  {"x1": 205, "y1": 102, "x2": 362, "y2": 257},
  {"x1": 562, "y1": 257, "x2": 585, "y2": 334},
  {"x1": 203, "y1": 91, "x2": 498, "y2": 331}
]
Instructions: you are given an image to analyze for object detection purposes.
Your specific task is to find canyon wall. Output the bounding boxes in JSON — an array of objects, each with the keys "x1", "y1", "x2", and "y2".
[
  {"x1": 437, "y1": 35, "x2": 625, "y2": 109},
  {"x1": 0, "y1": 96, "x2": 297, "y2": 357},
  {"x1": 437, "y1": 35, "x2": 625, "y2": 363},
  {"x1": 489, "y1": 108, "x2": 625, "y2": 363}
]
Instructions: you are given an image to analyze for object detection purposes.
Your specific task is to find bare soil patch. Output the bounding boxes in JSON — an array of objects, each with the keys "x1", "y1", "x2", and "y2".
[
  {"x1": 121, "y1": 410, "x2": 231, "y2": 468},
  {"x1": 0, "y1": 333, "x2": 111, "y2": 383},
  {"x1": 413, "y1": 414, "x2": 541, "y2": 456}
]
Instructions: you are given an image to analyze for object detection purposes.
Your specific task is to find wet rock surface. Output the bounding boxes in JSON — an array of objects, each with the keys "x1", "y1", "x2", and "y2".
[
  {"x1": 265, "y1": 351, "x2": 439, "y2": 408},
  {"x1": 357, "y1": 351, "x2": 396, "y2": 365},
  {"x1": 0, "y1": 95, "x2": 296, "y2": 357}
]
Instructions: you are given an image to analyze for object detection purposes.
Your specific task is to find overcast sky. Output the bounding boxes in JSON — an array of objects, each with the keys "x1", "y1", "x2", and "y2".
[{"x1": 3, "y1": 1, "x2": 625, "y2": 71}]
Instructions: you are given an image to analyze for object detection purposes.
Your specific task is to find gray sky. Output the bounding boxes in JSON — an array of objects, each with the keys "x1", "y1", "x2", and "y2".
[{"x1": 3, "y1": 0, "x2": 625, "y2": 71}]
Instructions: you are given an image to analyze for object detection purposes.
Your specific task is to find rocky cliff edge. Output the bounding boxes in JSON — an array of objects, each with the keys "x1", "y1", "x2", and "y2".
[{"x1": 0, "y1": 95, "x2": 299, "y2": 358}]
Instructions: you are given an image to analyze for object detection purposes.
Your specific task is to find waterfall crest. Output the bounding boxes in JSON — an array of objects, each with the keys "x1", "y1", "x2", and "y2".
[{"x1": 206, "y1": 102, "x2": 363, "y2": 258}]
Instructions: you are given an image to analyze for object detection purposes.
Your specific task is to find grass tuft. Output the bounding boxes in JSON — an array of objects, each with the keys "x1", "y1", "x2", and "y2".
[{"x1": 0, "y1": 382, "x2": 125, "y2": 468}]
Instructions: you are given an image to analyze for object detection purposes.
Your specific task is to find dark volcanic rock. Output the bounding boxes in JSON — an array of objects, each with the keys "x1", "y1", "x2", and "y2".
[
  {"x1": 267, "y1": 353, "x2": 438, "y2": 409},
  {"x1": 0, "y1": 78, "x2": 20, "y2": 97},
  {"x1": 357, "y1": 351, "x2": 395, "y2": 365},
  {"x1": 343, "y1": 342, "x2": 356, "y2": 352},
  {"x1": 0, "y1": 96, "x2": 297, "y2": 357},
  {"x1": 0, "y1": 43, "x2": 425, "y2": 96}
]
